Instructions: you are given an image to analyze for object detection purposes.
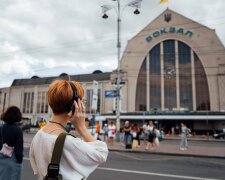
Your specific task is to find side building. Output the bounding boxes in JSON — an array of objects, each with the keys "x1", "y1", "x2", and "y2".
[{"x1": 0, "y1": 71, "x2": 115, "y2": 125}]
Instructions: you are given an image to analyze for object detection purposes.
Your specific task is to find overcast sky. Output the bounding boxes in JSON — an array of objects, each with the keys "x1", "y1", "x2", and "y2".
[{"x1": 0, "y1": 0, "x2": 225, "y2": 88}]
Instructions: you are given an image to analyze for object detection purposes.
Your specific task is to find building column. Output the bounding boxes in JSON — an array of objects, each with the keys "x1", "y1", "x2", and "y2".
[
  {"x1": 175, "y1": 40, "x2": 180, "y2": 110},
  {"x1": 191, "y1": 50, "x2": 196, "y2": 110},
  {"x1": 33, "y1": 86, "x2": 38, "y2": 124},
  {"x1": 100, "y1": 82, "x2": 104, "y2": 114},
  {"x1": 146, "y1": 54, "x2": 150, "y2": 111},
  {"x1": 19, "y1": 87, "x2": 24, "y2": 112},
  {"x1": 160, "y1": 42, "x2": 164, "y2": 111}
]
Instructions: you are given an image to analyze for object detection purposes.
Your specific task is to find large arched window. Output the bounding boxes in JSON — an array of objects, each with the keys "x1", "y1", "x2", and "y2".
[{"x1": 135, "y1": 40, "x2": 210, "y2": 111}]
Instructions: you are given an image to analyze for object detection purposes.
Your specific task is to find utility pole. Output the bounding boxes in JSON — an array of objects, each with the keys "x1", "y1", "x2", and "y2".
[{"x1": 101, "y1": 0, "x2": 142, "y2": 142}]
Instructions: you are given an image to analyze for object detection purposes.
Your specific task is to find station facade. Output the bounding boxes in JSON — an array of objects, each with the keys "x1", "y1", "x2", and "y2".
[{"x1": 0, "y1": 9, "x2": 225, "y2": 134}]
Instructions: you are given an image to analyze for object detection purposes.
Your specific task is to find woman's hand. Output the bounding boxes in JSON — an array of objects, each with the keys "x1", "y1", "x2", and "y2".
[
  {"x1": 69, "y1": 99, "x2": 86, "y2": 132},
  {"x1": 68, "y1": 99, "x2": 96, "y2": 142}
]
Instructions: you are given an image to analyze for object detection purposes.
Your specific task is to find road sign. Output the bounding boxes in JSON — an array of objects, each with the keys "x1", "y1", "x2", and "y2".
[{"x1": 105, "y1": 90, "x2": 118, "y2": 98}]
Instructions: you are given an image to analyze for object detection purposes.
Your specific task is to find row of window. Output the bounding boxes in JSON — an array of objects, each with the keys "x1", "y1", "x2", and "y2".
[
  {"x1": 22, "y1": 90, "x2": 101, "y2": 114},
  {"x1": 23, "y1": 92, "x2": 48, "y2": 114}
]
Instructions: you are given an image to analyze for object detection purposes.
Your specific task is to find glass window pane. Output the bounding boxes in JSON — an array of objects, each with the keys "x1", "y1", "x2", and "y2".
[
  {"x1": 195, "y1": 53, "x2": 210, "y2": 110},
  {"x1": 164, "y1": 40, "x2": 176, "y2": 110},
  {"x1": 23, "y1": 93, "x2": 27, "y2": 113},
  {"x1": 37, "y1": 92, "x2": 41, "y2": 113},
  {"x1": 178, "y1": 41, "x2": 193, "y2": 110},
  {"x1": 135, "y1": 58, "x2": 147, "y2": 111},
  {"x1": 45, "y1": 92, "x2": 48, "y2": 113},
  {"x1": 86, "y1": 89, "x2": 92, "y2": 113},
  {"x1": 150, "y1": 44, "x2": 161, "y2": 110},
  {"x1": 97, "y1": 89, "x2": 101, "y2": 113},
  {"x1": 41, "y1": 92, "x2": 45, "y2": 113},
  {"x1": 30, "y1": 92, "x2": 34, "y2": 113}
]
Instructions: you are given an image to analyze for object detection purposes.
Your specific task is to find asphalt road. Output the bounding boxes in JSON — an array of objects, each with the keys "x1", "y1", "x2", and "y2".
[{"x1": 22, "y1": 148, "x2": 225, "y2": 180}]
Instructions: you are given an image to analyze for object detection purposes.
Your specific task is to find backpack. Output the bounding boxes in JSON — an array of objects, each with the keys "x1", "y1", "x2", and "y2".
[{"x1": 185, "y1": 128, "x2": 190, "y2": 138}]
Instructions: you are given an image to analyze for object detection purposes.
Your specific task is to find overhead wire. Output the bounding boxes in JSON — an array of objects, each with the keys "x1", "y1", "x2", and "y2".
[
  {"x1": 0, "y1": 14, "x2": 225, "y2": 86},
  {"x1": 0, "y1": 15, "x2": 225, "y2": 57}
]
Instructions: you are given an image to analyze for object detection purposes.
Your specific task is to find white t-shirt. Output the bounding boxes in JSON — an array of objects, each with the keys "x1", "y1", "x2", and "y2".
[
  {"x1": 142, "y1": 124, "x2": 148, "y2": 134},
  {"x1": 29, "y1": 129, "x2": 108, "y2": 180},
  {"x1": 147, "y1": 125, "x2": 154, "y2": 132},
  {"x1": 108, "y1": 124, "x2": 116, "y2": 138}
]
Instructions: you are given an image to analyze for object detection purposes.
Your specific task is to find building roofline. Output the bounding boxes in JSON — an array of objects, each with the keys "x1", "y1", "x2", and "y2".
[
  {"x1": 11, "y1": 71, "x2": 112, "y2": 87},
  {"x1": 131, "y1": 8, "x2": 214, "y2": 41}
]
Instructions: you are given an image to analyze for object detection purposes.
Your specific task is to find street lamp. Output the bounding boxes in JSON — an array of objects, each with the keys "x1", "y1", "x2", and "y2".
[{"x1": 101, "y1": 0, "x2": 142, "y2": 142}]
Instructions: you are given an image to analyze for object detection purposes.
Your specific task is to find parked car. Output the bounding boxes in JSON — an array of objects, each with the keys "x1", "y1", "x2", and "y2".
[{"x1": 212, "y1": 130, "x2": 225, "y2": 139}]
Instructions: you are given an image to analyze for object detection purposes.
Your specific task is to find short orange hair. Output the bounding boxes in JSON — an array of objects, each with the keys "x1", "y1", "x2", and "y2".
[{"x1": 48, "y1": 80, "x2": 84, "y2": 114}]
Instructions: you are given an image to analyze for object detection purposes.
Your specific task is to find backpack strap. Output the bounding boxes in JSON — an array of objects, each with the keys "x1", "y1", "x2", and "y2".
[
  {"x1": 45, "y1": 133, "x2": 67, "y2": 179},
  {"x1": 51, "y1": 133, "x2": 67, "y2": 164},
  {"x1": 45, "y1": 133, "x2": 84, "y2": 180}
]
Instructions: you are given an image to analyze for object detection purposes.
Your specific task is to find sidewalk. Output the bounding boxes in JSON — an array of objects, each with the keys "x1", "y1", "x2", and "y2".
[
  {"x1": 24, "y1": 129, "x2": 225, "y2": 159},
  {"x1": 102, "y1": 135, "x2": 225, "y2": 159}
]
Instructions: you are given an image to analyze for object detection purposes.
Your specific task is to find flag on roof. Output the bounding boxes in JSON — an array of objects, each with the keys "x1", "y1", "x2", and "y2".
[{"x1": 160, "y1": 0, "x2": 169, "y2": 4}]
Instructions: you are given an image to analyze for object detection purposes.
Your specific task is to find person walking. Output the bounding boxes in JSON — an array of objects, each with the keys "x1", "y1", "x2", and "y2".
[
  {"x1": 171, "y1": 126, "x2": 175, "y2": 136},
  {"x1": 145, "y1": 120, "x2": 157, "y2": 150},
  {"x1": 38, "y1": 119, "x2": 46, "y2": 129},
  {"x1": 142, "y1": 121, "x2": 149, "y2": 146},
  {"x1": 29, "y1": 80, "x2": 108, "y2": 180},
  {"x1": 103, "y1": 124, "x2": 108, "y2": 142},
  {"x1": 95, "y1": 121, "x2": 101, "y2": 140},
  {"x1": 131, "y1": 123, "x2": 141, "y2": 148},
  {"x1": 123, "y1": 121, "x2": 132, "y2": 149},
  {"x1": 108, "y1": 121, "x2": 116, "y2": 145},
  {"x1": 180, "y1": 123, "x2": 191, "y2": 150},
  {"x1": 0, "y1": 106, "x2": 23, "y2": 180}
]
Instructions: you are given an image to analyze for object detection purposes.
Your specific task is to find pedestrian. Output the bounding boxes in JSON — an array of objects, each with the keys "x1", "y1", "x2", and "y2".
[
  {"x1": 145, "y1": 120, "x2": 157, "y2": 150},
  {"x1": 123, "y1": 121, "x2": 132, "y2": 149},
  {"x1": 95, "y1": 121, "x2": 101, "y2": 140},
  {"x1": 142, "y1": 121, "x2": 149, "y2": 146},
  {"x1": 38, "y1": 119, "x2": 46, "y2": 129},
  {"x1": 180, "y1": 123, "x2": 191, "y2": 150},
  {"x1": 103, "y1": 124, "x2": 108, "y2": 142},
  {"x1": 0, "y1": 106, "x2": 23, "y2": 180},
  {"x1": 154, "y1": 128, "x2": 160, "y2": 147},
  {"x1": 171, "y1": 126, "x2": 175, "y2": 136},
  {"x1": 131, "y1": 123, "x2": 141, "y2": 148},
  {"x1": 108, "y1": 121, "x2": 116, "y2": 145},
  {"x1": 29, "y1": 80, "x2": 108, "y2": 180}
]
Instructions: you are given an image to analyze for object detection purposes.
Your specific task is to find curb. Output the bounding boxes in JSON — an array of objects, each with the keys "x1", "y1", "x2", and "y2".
[
  {"x1": 164, "y1": 138, "x2": 225, "y2": 143},
  {"x1": 108, "y1": 148, "x2": 225, "y2": 159}
]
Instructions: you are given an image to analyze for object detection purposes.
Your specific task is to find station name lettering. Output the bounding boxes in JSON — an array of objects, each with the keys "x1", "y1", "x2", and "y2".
[{"x1": 146, "y1": 27, "x2": 193, "y2": 43}]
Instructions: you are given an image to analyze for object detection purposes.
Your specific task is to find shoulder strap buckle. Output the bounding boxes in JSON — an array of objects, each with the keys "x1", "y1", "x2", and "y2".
[{"x1": 47, "y1": 163, "x2": 60, "y2": 178}]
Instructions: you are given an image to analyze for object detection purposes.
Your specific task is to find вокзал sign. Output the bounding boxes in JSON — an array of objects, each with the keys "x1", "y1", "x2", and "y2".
[{"x1": 146, "y1": 27, "x2": 193, "y2": 43}]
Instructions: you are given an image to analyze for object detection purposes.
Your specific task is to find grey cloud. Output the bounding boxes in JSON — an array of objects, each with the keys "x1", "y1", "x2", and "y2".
[{"x1": 0, "y1": 0, "x2": 225, "y2": 87}]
